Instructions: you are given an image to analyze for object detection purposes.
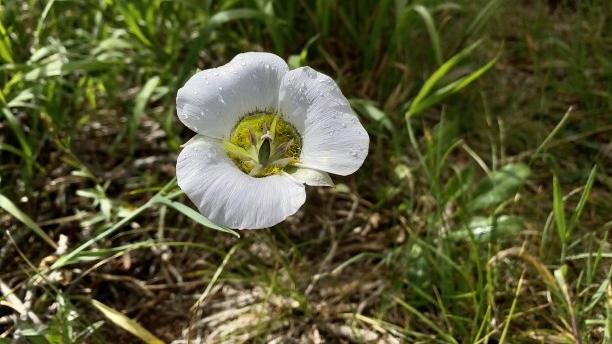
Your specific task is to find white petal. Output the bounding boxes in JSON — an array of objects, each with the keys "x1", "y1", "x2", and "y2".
[
  {"x1": 176, "y1": 52, "x2": 289, "y2": 139},
  {"x1": 285, "y1": 166, "x2": 334, "y2": 187},
  {"x1": 176, "y1": 136, "x2": 306, "y2": 229},
  {"x1": 278, "y1": 67, "x2": 369, "y2": 175}
]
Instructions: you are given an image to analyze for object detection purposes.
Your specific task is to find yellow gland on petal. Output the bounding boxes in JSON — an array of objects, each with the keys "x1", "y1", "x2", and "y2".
[{"x1": 224, "y1": 112, "x2": 302, "y2": 177}]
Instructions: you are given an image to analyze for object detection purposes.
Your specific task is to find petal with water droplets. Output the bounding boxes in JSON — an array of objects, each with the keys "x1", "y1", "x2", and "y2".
[
  {"x1": 176, "y1": 52, "x2": 289, "y2": 139},
  {"x1": 278, "y1": 67, "x2": 369, "y2": 175},
  {"x1": 176, "y1": 136, "x2": 306, "y2": 229}
]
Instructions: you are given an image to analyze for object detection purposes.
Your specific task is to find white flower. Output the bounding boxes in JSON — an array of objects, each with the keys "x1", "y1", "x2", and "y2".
[{"x1": 175, "y1": 52, "x2": 369, "y2": 229}]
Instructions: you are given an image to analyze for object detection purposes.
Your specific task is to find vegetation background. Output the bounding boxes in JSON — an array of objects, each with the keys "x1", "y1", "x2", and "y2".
[{"x1": 0, "y1": 0, "x2": 610, "y2": 343}]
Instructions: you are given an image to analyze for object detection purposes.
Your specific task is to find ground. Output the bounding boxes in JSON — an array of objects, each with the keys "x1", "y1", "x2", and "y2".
[{"x1": 0, "y1": 0, "x2": 611, "y2": 343}]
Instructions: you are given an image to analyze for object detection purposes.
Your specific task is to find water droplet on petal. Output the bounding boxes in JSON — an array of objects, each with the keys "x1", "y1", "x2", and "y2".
[
  {"x1": 218, "y1": 87, "x2": 223, "y2": 91},
  {"x1": 304, "y1": 68, "x2": 317, "y2": 78}
]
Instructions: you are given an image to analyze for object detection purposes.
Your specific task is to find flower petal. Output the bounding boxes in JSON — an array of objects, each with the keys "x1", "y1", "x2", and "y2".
[
  {"x1": 176, "y1": 52, "x2": 289, "y2": 139},
  {"x1": 176, "y1": 136, "x2": 306, "y2": 229},
  {"x1": 285, "y1": 166, "x2": 334, "y2": 187},
  {"x1": 278, "y1": 67, "x2": 369, "y2": 175}
]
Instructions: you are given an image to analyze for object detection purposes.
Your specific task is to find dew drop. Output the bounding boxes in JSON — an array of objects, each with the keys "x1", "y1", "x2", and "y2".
[
  {"x1": 304, "y1": 68, "x2": 317, "y2": 78},
  {"x1": 218, "y1": 87, "x2": 223, "y2": 91}
]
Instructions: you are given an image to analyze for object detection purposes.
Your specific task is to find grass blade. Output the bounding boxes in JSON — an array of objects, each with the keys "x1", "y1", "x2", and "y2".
[
  {"x1": 464, "y1": 0, "x2": 503, "y2": 40},
  {"x1": 91, "y1": 299, "x2": 165, "y2": 344},
  {"x1": 569, "y1": 165, "x2": 597, "y2": 233},
  {"x1": 153, "y1": 195, "x2": 239, "y2": 237},
  {"x1": 128, "y1": 76, "x2": 160, "y2": 153},
  {"x1": 33, "y1": 0, "x2": 56, "y2": 49},
  {"x1": 413, "y1": 5, "x2": 443, "y2": 66},
  {"x1": 530, "y1": 106, "x2": 573, "y2": 164},
  {"x1": 51, "y1": 178, "x2": 179, "y2": 269},
  {"x1": 392, "y1": 295, "x2": 458, "y2": 344},
  {"x1": 553, "y1": 174, "x2": 567, "y2": 243},
  {"x1": 0, "y1": 193, "x2": 58, "y2": 250},
  {"x1": 0, "y1": 21, "x2": 13, "y2": 63},
  {"x1": 499, "y1": 270, "x2": 525, "y2": 344},
  {"x1": 192, "y1": 244, "x2": 239, "y2": 310},
  {"x1": 584, "y1": 266, "x2": 612, "y2": 312},
  {"x1": 1, "y1": 107, "x2": 32, "y2": 158},
  {"x1": 554, "y1": 268, "x2": 580, "y2": 342},
  {"x1": 116, "y1": 2, "x2": 152, "y2": 47},
  {"x1": 24, "y1": 59, "x2": 115, "y2": 81},
  {"x1": 177, "y1": 9, "x2": 269, "y2": 84},
  {"x1": 406, "y1": 40, "x2": 485, "y2": 118},
  {"x1": 606, "y1": 284, "x2": 612, "y2": 343},
  {"x1": 411, "y1": 52, "x2": 499, "y2": 115}
]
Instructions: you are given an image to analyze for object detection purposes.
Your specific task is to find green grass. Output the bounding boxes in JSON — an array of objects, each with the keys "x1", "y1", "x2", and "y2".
[{"x1": 1, "y1": 0, "x2": 611, "y2": 342}]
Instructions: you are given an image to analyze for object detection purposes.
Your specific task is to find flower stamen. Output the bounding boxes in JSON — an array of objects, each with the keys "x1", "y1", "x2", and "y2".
[{"x1": 225, "y1": 112, "x2": 301, "y2": 177}]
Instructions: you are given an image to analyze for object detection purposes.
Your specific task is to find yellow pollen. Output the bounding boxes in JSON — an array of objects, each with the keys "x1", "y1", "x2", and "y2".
[{"x1": 224, "y1": 112, "x2": 301, "y2": 177}]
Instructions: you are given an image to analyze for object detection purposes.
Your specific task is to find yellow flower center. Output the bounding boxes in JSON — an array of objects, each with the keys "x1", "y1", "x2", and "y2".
[{"x1": 223, "y1": 112, "x2": 302, "y2": 177}]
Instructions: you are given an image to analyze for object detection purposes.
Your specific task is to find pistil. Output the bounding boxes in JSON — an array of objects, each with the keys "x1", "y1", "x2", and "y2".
[{"x1": 258, "y1": 134, "x2": 272, "y2": 165}]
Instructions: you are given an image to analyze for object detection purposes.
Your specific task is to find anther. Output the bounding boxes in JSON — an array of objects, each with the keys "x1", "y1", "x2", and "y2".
[
  {"x1": 248, "y1": 126, "x2": 258, "y2": 147},
  {"x1": 273, "y1": 139, "x2": 293, "y2": 158}
]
